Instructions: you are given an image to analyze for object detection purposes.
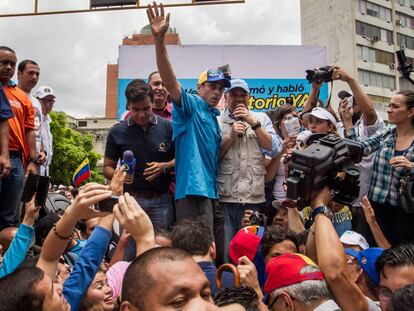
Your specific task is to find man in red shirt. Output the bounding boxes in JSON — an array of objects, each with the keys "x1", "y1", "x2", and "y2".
[
  {"x1": 0, "y1": 46, "x2": 37, "y2": 230},
  {"x1": 148, "y1": 71, "x2": 172, "y2": 120}
]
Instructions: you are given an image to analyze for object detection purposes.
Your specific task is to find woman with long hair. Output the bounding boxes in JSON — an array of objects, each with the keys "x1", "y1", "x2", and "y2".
[{"x1": 347, "y1": 90, "x2": 414, "y2": 245}]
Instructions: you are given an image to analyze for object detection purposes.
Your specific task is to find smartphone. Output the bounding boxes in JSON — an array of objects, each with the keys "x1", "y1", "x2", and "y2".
[
  {"x1": 346, "y1": 97, "x2": 354, "y2": 109},
  {"x1": 97, "y1": 195, "x2": 119, "y2": 212},
  {"x1": 21, "y1": 172, "x2": 39, "y2": 203}
]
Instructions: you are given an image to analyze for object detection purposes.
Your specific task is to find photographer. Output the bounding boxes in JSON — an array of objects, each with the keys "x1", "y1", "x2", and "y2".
[{"x1": 333, "y1": 67, "x2": 386, "y2": 243}]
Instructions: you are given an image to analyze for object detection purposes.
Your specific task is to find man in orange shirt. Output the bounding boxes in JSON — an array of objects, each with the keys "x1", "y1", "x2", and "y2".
[{"x1": 0, "y1": 46, "x2": 37, "y2": 230}]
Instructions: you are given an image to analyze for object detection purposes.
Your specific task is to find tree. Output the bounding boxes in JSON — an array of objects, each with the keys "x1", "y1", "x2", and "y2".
[{"x1": 49, "y1": 111, "x2": 104, "y2": 186}]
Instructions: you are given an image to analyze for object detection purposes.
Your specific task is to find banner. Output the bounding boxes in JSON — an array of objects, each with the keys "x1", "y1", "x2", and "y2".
[{"x1": 118, "y1": 45, "x2": 328, "y2": 119}]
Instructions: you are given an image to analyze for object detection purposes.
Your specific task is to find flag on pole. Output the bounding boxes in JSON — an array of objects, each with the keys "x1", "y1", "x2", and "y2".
[{"x1": 72, "y1": 158, "x2": 91, "y2": 187}]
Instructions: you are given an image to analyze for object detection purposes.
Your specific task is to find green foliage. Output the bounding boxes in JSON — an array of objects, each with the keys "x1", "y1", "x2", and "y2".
[{"x1": 49, "y1": 111, "x2": 104, "y2": 186}]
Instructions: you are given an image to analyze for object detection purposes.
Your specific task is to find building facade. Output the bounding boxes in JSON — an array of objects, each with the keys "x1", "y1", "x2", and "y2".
[
  {"x1": 105, "y1": 25, "x2": 181, "y2": 118},
  {"x1": 300, "y1": 0, "x2": 414, "y2": 119}
]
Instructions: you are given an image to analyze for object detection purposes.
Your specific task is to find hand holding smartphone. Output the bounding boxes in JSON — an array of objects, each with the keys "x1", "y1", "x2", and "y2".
[{"x1": 96, "y1": 195, "x2": 119, "y2": 212}]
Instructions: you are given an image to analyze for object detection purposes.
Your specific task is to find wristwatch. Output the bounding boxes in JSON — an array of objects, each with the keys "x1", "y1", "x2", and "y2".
[
  {"x1": 251, "y1": 120, "x2": 262, "y2": 131},
  {"x1": 312, "y1": 205, "x2": 333, "y2": 220}
]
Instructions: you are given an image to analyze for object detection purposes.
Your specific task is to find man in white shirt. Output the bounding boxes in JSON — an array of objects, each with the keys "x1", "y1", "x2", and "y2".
[{"x1": 35, "y1": 86, "x2": 55, "y2": 176}]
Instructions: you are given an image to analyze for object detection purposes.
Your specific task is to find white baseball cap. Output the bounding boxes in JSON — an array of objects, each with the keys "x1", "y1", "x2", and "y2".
[
  {"x1": 35, "y1": 86, "x2": 56, "y2": 99},
  {"x1": 302, "y1": 107, "x2": 337, "y2": 128},
  {"x1": 340, "y1": 230, "x2": 369, "y2": 250}
]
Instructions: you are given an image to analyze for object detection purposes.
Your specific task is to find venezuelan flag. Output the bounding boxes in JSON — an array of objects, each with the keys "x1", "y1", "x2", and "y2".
[{"x1": 72, "y1": 159, "x2": 91, "y2": 187}]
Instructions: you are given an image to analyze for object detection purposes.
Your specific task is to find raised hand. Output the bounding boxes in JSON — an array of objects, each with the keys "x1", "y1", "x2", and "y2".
[
  {"x1": 113, "y1": 193, "x2": 154, "y2": 242},
  {"x1": 110, "y1": 166, "x2": 126, "y2": 196},
  {"x1": 146, "y1": 2, "x2": 170, "y2": 39},
  {"x1": 65, "y1": 182, "x2": 112, "y2": 220},
  {"x1": 22, "y1": 194, "x2": 41, "y2": 226}
]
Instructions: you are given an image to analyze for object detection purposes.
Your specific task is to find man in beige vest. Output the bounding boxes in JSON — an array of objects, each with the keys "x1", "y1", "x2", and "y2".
[{"x1": 217, "y1": 79, "x2": 282, "y2": 261}]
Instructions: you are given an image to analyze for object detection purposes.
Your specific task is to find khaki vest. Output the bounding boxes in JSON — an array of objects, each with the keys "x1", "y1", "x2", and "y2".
[{"x1": 217, "y1": 109, "x2": 267, "y2": 204}]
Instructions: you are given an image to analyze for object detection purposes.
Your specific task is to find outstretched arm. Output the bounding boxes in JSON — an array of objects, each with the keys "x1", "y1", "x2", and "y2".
[
  {"x1": 147, "y1": 2, "x2": 181, "y2": 103},
  {"x1": 332, "y1": 66, "x2": 377, "y2": 125},
  {"x1": 312, "y1": 188, "x2": 368, "y2": 311},
  {"x1": 36, "y1": 183, "x2": 112, "y2": 279}
]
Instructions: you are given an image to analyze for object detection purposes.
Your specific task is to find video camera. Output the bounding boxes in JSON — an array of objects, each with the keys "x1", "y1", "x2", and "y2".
[
  {"x1": 396, "y1": 49, "x2": 414, "y2": 85},
  {"x1": 305, "y1": 66, "x2": 334, "y2": 84},
  {"x1": 286, "y1": 134, "x2": 364, "y2": 211}
]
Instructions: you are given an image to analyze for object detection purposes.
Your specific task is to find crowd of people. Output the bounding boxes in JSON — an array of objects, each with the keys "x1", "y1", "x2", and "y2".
[{"x1": 0, "y1": 2, "x2": 414, "y2": 311}]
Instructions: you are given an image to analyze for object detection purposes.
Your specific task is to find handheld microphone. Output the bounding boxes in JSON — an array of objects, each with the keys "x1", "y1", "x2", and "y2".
[{"x1": 121, "y1": 150, "x2": 136, "y2": 185}]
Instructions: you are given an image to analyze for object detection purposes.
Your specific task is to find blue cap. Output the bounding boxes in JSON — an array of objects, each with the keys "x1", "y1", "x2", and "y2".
[
  {"x1": 198, "y1": 69, "x2": 231, "y2": 88},
  {"x1": 345, "y1": 247, "x2": 384, "y2": 285},
  {"x1": 226, "y1": 78, "x2": 250, "y2": 94}
]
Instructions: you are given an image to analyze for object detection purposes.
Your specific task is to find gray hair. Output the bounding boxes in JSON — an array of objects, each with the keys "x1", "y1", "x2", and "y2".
[{"x1": 270, "y1": 265, "x2": 332, "y2": 307}]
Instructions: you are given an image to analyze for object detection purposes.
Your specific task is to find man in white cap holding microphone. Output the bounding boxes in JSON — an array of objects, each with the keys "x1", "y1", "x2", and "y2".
[{"x1": 35, "y1": 85, "x2": 55, "y2": 176}]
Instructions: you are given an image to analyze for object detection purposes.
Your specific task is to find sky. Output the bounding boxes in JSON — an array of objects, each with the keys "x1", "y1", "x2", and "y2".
[{"x1": 0, "y1": 0, "x2": 301, "y2": 117}]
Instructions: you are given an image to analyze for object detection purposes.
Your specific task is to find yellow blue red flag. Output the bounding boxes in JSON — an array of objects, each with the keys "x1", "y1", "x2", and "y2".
[{"x1": 72, "y1": 158, "x2": 90, "y2": 187}]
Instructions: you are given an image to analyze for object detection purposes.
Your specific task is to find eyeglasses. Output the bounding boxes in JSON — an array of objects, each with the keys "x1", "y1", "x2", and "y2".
[{"x1": 268, "y1": 292, "x2": 295, "y2": 309}]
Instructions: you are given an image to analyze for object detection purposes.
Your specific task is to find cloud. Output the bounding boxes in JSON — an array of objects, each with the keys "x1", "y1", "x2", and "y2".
[{"x1": 0, "y1": 0, "x2": 300, "y2": 117}]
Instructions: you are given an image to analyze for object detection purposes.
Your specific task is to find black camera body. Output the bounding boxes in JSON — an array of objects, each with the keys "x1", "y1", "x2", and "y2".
[
  {"x1": 286, "y1": 134, "x2": 363, "y2": 210},
  {"x1": 249, "y1": 212, "x2": 267, "y2": 227},
  {"x1": 305, "y1": 66, "x2": 334, "y2": 83}
]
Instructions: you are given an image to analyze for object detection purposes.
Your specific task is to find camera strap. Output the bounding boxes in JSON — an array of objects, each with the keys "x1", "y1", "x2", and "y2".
[{"x1": 325, "y1": 80, "x2": 334, "y2": 108}]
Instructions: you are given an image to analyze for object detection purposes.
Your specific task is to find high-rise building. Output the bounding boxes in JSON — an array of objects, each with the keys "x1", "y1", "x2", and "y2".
[
  {"x1": 105, "y1": 25, "x2": 181, "y2": 118},
  {"x1": 300, "y1": 0, "x2": 414, "y2": 119}
]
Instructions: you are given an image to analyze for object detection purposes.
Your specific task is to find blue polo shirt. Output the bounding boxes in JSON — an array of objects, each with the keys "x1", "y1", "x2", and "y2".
[
  {"x1": 105, "y1": 114, "x2": 174, "y2": 194},
  {"x1": 171, "y1": 87, "x2": 221, "y2": 200},
  {"x1": 0, "y1": 84, "x2": 13, "y2": 120}
]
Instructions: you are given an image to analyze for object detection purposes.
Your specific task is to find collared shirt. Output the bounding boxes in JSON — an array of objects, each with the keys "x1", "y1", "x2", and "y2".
[
  {"x1": 171, "y1": 87, "x2": 221, "y2": 200},
  {"x1": 223, "y1": 108, "x2": 282, "y2": 158},
  {"x1": 313, "y1": 300, "x2": 341, "y2": 311},
  {"x1": 0, "y1": 84, "x2": 13, "y2": 120},
  {"x1": 105, "y1": 114, "x2": 174, "y2": 194},
  {"x1": 349, "y1": 127, "x2": 414, "y2": 206},
  {"x1": 3, "y1": 82, "x2": 35, "y2": 161},
  {"x1": 342, "y1": 114, "x2": 386, "y2": 206},
  {"x1": 153, "y1": 100, "x2": 172, "y2": 120},
  {"x1": 40, "y1": 113, "x2": 53, "y2": 175}
]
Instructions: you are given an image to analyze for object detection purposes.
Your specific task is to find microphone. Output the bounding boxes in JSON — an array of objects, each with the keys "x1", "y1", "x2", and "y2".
[{"x1": 121, "y1": 150, "x2": 136, "y2": 185}]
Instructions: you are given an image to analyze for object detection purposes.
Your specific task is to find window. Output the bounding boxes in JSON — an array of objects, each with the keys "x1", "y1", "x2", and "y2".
[
  {"x1": 398, "y1": 33, "x2": 414, "y2": 49},
  {"x1": 356, "y1": 21, "x2": 393, "y2": 43},
  {"x1": 398, "y1": 0, "x2": 406, "y2": 6},
  {"x1": 357, "y1": 0, "x2": 391, "y2": 21},
  {"x1": 358, "y1": 69, "x2": 396, "y2": 89},
  {"x1": 78, "y1": 121, "x2": 87, "y2": 127},
  {"x1": 396, "y1": 12, "x2": 414, "y2": 28}
]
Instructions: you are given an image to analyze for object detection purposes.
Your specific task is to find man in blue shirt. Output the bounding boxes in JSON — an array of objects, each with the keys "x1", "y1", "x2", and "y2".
[
  {"x1": 147, "y1": 4, "x2": 230, "y2": 234},
  {"x1": 170, "y1": 218, "x2": 234, "y2": 294}
]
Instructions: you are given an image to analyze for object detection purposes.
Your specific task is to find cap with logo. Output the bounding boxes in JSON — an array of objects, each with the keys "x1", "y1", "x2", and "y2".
[
  {"x1": 35, "y1": 86, "x2": 56, "y2": 99},
  {"x1": 198, "y1": 69, "x2": 231, "y2": 88},
  {"x1": 345, "y1": 247, "x2": 384, "y2": 285}
]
